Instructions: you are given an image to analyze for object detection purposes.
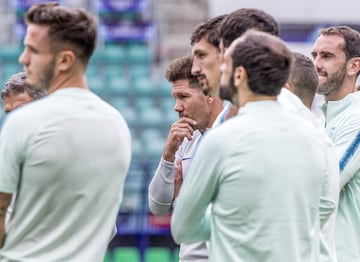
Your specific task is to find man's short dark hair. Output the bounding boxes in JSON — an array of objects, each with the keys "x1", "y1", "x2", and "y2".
[
  {"x1": 220, "y1": 8, "x2": 279, "y2": 49},
  {"x1": 166, "y1": 54, "x2": 201, "y2": 89},
  {"x1": 25, "y1": 2, "x2": 97, "y2": 64},
  {"x1": 190, "y1": 14, "x2": 227, "y2": 51},
  {"x1": 288, "y1": 52, "x2": 319, "y2": 107},
  {"x1": 232, "y1": 30, "x2": 292, "y2": 96}
]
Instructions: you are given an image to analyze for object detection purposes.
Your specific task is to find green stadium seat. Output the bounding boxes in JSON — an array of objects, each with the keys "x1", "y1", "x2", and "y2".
[
  {"x1": 133, "y1": 77, "x2": 155, "y2": 95},
  {"x1": 104, "y1": 45, "x2": 127, "y2": 64},
  {"x1": 145, "y1": 247, "x2": 172, "y2": 262},
  {"x1": 131, "y1": 136, "x2": 144, "y2": 159},
  {"x1": 173, "y1": 247, "x2": 180, "y2": 262},
  {"x1": 103, "y1": 249, "x2": 112, "y2": 262},
  {"x1": 104, "y1": 64, "x2": 125, "y2": 79},
  {"x1": 159, "y1": 97, "x2": 175, "y2": 112},
  {"x1": 156, "y1": 79, "x2": 172, "y2": 97},
  {"x1": 109, "y1": 96, "x2": 130, "y2": 111},
  {"x1": 129, "y1": 64, "x2": 151, "y2": 79},
  {"x1": 2, "y1": 64, "x2": 23, "y2": 82},
  {"x1": 139, "y1": 107, "x2": 164, "y2": 127},
  {"x1": 0, "y1": 44, "x2": 23, "y2": 63},
  {"x1": 108, "y1": 76, "x2": 130, "y2": 95},
  {"x1": 134, "y1": 97, "x2": 156, "y2": 112},
  {"x1": 119, "y1": 107, "x2": 137, "y2": 126},
  {"x1": 86, "y1": 64, "x2": 99, "y2": 78},
  {"x1": 87, "y1": 75, "x2": 104, "y2": 95},
  {"x1": 89, "y1": 48, "x2": 103, "y2": 65},
  {"x1": 128, "y1": 44, "x2": 151, "y2": 64},
  {"x1": 113, "y1": 247, "x2": 140, "y2": 262}
]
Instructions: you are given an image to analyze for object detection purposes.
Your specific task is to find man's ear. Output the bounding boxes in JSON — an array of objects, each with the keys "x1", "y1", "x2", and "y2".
[
  {"x1": 233, "y1": 66, "x2": 247, "y2": 87},
  {"x1": 347, "y1": 57, "x2": 360, "y2": 77},
  {"x1": 57, "y1": 50, "x2": 75, "y2": 72},
  {"x1": 284, "y1": 82, "x2": 294, "y2": 92}
]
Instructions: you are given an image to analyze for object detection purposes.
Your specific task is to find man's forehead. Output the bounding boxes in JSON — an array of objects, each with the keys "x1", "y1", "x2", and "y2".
[{"x1": 192, "y1": 38, "x2": 219, "y2": 54}]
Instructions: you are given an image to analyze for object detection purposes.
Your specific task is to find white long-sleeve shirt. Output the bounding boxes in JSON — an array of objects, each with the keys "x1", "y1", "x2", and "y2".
[{"x1": 148, "y1": 130, "x2": 208, "y2": 261}]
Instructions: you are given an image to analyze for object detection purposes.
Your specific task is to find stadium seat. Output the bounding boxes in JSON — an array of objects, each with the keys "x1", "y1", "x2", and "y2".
[
  {"x1": 89, "y1": 48, "x2": 103, "y2": 65},
  {"x1": 139, "y1": 107, "x2": 165, "y2": 127},
  {"x1": 0, "y1": 44, "x2": 23, "y2": 63},
  {"x1": 1, "y1": 64, "x2": 22, "y2": 82},
  {"x1": 134, "y1": 97, "x2": 156, "y2": 112},
  {"x1": 173, "y1": 247, "x2": 180, "y2": 262},
  {"x1": 159, "y1": 96, "x2": 175, "y2": 112},
  {"x1": 103, "y1": 249, "x2": 112, "y2": 262},
  {"x1": 88, "y1": 75, "x2": 104, "y2": 95},
  {"x1": 128, "y1": 43, "x2": 151, "y2": 64},
  {"x1": 113, "y1": 247, "x2": 141, "y2": 262},
  {"x1": 129, "y1": 64, "x2": 151, "y2": 79},
  {"x1": 86, "y1": 63, "x2": 99, "y2": 78},
  {"x1": 133, "y1": 77, "x2": 155, "y2": 95},
  {"x1": 104, "y1": 64, "x2": 125, "y2": 79},
  {"x1": 131, "y1": 136, "x2": 144, "y2": 159},
  {"x1": 119, "y1": 106, "x2": 137, "y2": 126},
  {"x1": 145, "y1": 247, "x2": 172, "y2": 262},
  {"x1": 156, "y1": 79, "x2": 172, "y2": 97},
  {"x1": 109, "y1": 96, "x2": 130, "y2": 111},
  {"x1": 103, "y1": 44, "x2": 127, "y2": 64},
  {"x1": 108, "y1": 76, "x2": 130, "y2": 95}
]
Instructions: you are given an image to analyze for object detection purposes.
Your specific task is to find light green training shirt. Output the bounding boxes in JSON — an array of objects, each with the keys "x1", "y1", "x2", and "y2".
[
  {"x1": 0, "y1": 88, "x2": 131, "y2": 261},
  {"x1": 325, "y1": 91, "x2": 360, "y2": 262},
  {"x1": 172, "y1": 101, "x2": 332, "y2": 262}
]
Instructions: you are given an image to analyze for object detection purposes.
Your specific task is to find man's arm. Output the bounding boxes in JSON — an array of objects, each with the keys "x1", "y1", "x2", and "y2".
[
  {"x1": 171, "y1": 133, "x2": 221, "y2": 243},
  {"x1": 148, "y1": 158, "x2": 176, "y2": 216},
  {"x1": 331, "y1": 116, "x2": 360, "y2": 189},
  {"x1": 0, "y1": 192, "x2": 12, "y2": 247},
  {"x1": 148, "y1": 117, "x2": 195, "y2": 216}
]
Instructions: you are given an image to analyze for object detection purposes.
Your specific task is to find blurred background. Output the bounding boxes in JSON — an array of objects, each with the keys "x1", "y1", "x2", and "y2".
[{"x1": 0, "y1": 0, "x2": 359, "y2": 261}]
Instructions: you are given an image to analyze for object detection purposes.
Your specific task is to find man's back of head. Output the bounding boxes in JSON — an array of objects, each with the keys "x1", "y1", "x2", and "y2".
[{"x1": 220, "y1": 8, "x2": 279, "y2": 50}]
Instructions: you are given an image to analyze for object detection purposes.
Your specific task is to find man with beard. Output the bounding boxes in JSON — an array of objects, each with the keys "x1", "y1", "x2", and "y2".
[
  {"x1": 212, "y1": 8, "x2": 280, "y2": 127},
  {"x1": 1, "y1": 72, "x2": 46, "y2": 114},
  {"x1": 172, "y1": 30, "x2": 333, "y2": 261},
  {"x1": 312, "y1": 25, "x2": 360, "y2": 262},
  {"x1": 148, "y1": 54, "x2": 223, "y2": 261},
  {"x1": 0, "y1": 3, "x2": 131, "y2": 261}
]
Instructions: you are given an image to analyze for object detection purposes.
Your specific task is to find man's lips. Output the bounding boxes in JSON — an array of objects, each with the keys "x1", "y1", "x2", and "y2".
[{"x1": 196, "y1": 75, "x2": 206, "y2": 82}]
